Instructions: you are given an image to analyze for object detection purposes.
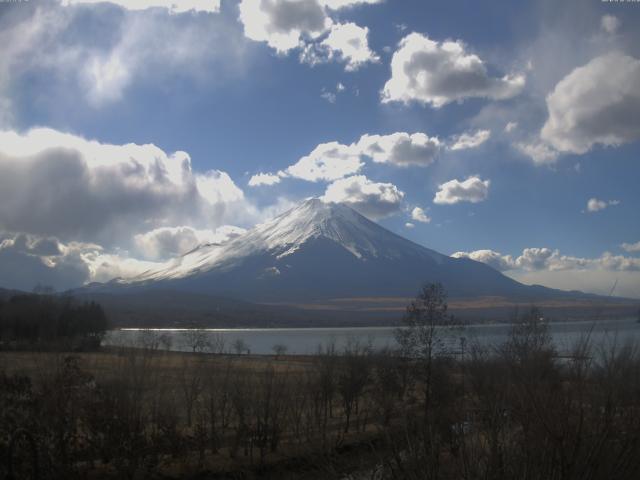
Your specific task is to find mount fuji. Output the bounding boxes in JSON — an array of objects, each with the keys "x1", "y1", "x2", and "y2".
[{"x1": 101, "y1": 198, "x2": 568, "y2": 303}]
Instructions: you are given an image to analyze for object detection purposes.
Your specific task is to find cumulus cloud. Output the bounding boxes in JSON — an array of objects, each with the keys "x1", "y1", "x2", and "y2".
[
  {"x1": 60, "y1": 0, "x2": 221, "y2": 13},
  {"x1": 321, "y1": 175, "x2": 405, "y2": 219},
  {"x1": 453, "y1": 247, "x2": 640, "y2": 273},
  {"x1": 514, "y1": 141, "x2": 559, "y2": 165},
  {"x1": 318, "y1": 22, "x2": 379, "y2": 71},
  {"x1": 405, "y1": 222, "x2": 415, "y2": 229},
  {"x1": 434, "y1": 176, "x2": 490, "y2": 205},
  {"x1": 452, "y1": 249, "x2": 515, "y2": 272},
  {"x1": 238, "y1": 0, "x2": 329, "y2": 53},
  {"x1": 357, "y1": 132, "x2": 441, "y2": 167},
  {"x1": 382, "y1": 33, "x2": 525, "y2": 107},
  {"x1": 239, "y1": 0, "x2": 380, "y2": 70},
  {"x1": 541, "y1": 53, "x2": 640, "y2": 155},
  {"x1": 134, "y1": 225, "x2": 246, "y2": 260},
  {"x1": 81, "y1": 250, "x2": 164, "y2": 283},
  {"x1": 0, "y1": 232, "x2": 165, "y2": 291},
  {"x1": 622, "y1": 241, "x2": 640, "y2": 253},
  {"x1": 586, "y1": 198, "x2": 620, "y2": 213},
  {"x1": 450, "y1": 129, "x2": 491, "y2": 151},
  {"x1": 263, "y1": 131, "x2": 443, "y2": 185},
  {"x1": 0, "y1": 233, "x2": 90, "y2": 291},
  {"x1": 285, "y1": 141, "x2": 363, "y2": 182},
  {"x1": 0, "y1": 128, "x2": 249, "y2": 247},
  {"x1": 248, "y1": 172, "x2": 282, "y2": 186},
  {"x1": 410, "y1": 207, "x2": 431, "y2": 223},
  {"x1": 256, "y1": 127, "x2": 490, "y2": 186}
]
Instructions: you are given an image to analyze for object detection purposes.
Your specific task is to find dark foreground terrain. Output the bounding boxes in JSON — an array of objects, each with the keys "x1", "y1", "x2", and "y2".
[{"x1": 4, "y1": 319, "x2": 640, "y2": 479}]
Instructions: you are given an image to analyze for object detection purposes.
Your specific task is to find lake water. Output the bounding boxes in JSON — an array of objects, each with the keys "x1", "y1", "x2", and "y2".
[{"x1": 103, "y1": 317, "x2": 640, "y2": 356}]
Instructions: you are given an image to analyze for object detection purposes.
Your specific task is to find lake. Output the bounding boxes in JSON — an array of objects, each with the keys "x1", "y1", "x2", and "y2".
[{"x1": 103, "y1": 317, "x2": 640, "y2": 355}]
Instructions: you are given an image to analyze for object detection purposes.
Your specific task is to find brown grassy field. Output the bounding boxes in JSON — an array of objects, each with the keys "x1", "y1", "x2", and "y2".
[
  {"x1": 0, "y1": 346, "x2": 396, "y2": 479},
  {"x1": 5, "y1": 312, "x2": 640, "y2": 480}
]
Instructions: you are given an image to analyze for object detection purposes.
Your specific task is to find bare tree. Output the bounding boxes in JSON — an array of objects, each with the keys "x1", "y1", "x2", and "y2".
[
  {"x1": 208, "y1": 332, "x2": 226, "y2": 354},
  {"x1": 395, "y1": 283, "x2": 458, "y2": 415},
  {"x1": 178, "y1": 356, "x2": 205, "y2": 427},
  {"x1": 181, "y1": 329, "x2": 210, "y2": 353},
  {"x1": 338, "y1": 339, "x2": 371, "y2": 433},
  {"x1": 232, "y1": 338, "x2": 248, "y2": 355},
  {"x1": 272, "y1": 343, "x2": 288, "y2": 359}
]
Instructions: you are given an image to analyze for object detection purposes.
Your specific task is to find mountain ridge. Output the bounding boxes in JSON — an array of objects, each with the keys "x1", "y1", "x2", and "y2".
[{"x1": 91, "y1": 198, "x2": 591, "y2": 303}]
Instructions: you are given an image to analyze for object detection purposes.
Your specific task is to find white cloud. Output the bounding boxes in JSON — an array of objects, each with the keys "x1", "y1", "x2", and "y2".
[
  {"x1": 504, "y1": 121, "x2": 518, "y2": 133},
  {"x1": 0, "y1": 233, "x2": 89, "y2": 291},
  {"x1": 82, "y1": 249, "x2": 164, "y2": 283},
  {"x1": 586, "y1": 198, "x2": 620, "y2": 213},
  {"x1": 357, "y1": 132, "x2": 441, "y2": 167},
  {"x1": 0, "y1": 128, "x2": 249, "y2": 247},
  {"x1": 60, "y1": 0, "x2": 221, "y2": 13},
  {"x1": 321, "y1": 175, "x2": 404, "y2": 219},
  {"x1": 411, "y1": 207, "x2": 431, "y2": 223},
  {"x1": 453, "y1": 247, "x2": 640, "y2": 274},
  {"x1": 514, "y1": 141, "x2": 560, "y2": 165},
  {"x1": 286, "y1": 141, "x2": 363, "y2": 182},
  {"x1": 319, "y1": 22, "x2": 379, "y2": 71},
  {"x1": 405, "y1": 222, "x2": 415, "y2": 229},
  {"x1": 622, "y1": 241, "x2": 640, "y2": 253},
  {"x1": 452, "y1": 249, "x2": 515, "y2": 272},
  {"x1": 238, "y1": 0, "x2": 330, "y2": 53},
  {"x1": 277, "y1": 131, "x2": 442, "y2": 183},
  {"x1": 134, "y1": 225, "x2": 246, "y2": 260},
  {"x1": 261, "y1": 128, "x2": 482, "y2": 185},
  {"x1": 541, "y1": 53, "x2": 640, "y2": 155},
  {"x1": 601, "y1": 14, "x2": 620, "y2": 35},
  {"x1": 320, "y1": 89, "x2": 337, "y2": 103},
  {"x1": 434, "y1": 176, "x2": 490, "y2": 205},
  {"x1": 1, "y1": 4, "x2": 246, "y2": 109},
  {"x1": 318, "y1": 0, "x2": 381, "y2": 9},
  {"x1": 382, "y1": 33, "x2": 525, "y2": 107},
  {"x1": 248, "y1": 172, "x2": 282, "y2": 186},
  {"x1": 83, "y1": 53, "x2": 131, "y2": 106},
  {"x1": 450, "y1": 129, "x2": 491, "y2": 150},
  {"x1": 0, "y1": 232, "x2": 166, "y2": 291}
]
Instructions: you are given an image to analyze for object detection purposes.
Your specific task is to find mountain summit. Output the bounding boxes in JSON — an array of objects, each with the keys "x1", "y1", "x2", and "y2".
[{"x1": 114, "y1": 198, "x2": 561, "y2": 301}]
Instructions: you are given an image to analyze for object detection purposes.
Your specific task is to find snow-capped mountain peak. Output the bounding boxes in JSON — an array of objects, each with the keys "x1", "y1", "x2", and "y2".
[
  {"x1": 130, "y1": 198, "x2": 441, "y2": 283},
  {"x1": 113, "y1": 197, "x2": 540, "y2": 304}
]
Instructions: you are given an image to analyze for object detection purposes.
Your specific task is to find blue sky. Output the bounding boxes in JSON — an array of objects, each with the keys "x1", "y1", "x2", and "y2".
[{"x1": 0, "y1": 0, "x2": 639, "y2": 297}]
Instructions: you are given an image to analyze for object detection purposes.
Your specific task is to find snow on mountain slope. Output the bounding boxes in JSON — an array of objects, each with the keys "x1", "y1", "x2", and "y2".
[
  {"x1": 130, "y1": 198, "x2": 445, "y2": 283},
  {"x1": 107, "y1": 198, "x2": 562, "y2": 302}
]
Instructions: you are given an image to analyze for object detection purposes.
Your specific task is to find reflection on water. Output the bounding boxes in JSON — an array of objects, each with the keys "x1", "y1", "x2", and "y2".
[{"x1": 103, "y1": 317, "x2": 640, "y2": 356}]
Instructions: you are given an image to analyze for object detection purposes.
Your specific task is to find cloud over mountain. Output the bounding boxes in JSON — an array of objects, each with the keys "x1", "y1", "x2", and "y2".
[
  {"x1": 134, "y1": 225, "x2": 246, "y2": 260},
  {"x1": 321, "y1": 175, "x2": 404, "y2": 219},
  {"x1": 0, "y1": 128, "x2": 248, "y2": 247}
]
